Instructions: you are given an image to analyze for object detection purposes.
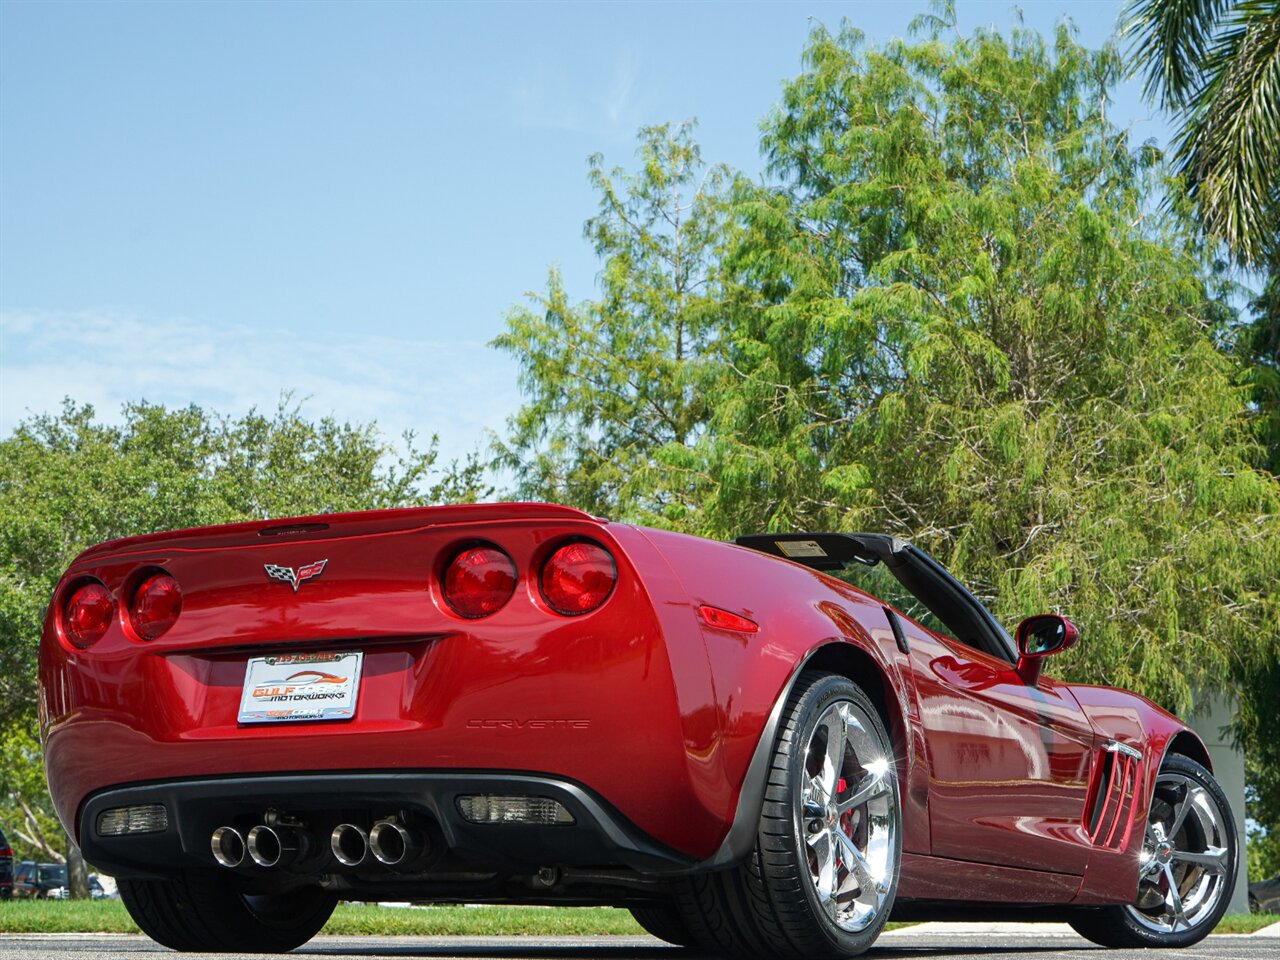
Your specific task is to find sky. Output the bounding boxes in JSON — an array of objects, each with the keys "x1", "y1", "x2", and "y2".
[{"x1": 0, "y1": 0, "x2": 1168, "y2": 470}]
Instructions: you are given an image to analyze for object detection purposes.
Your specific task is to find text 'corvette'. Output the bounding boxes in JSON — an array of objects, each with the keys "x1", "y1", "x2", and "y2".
[{"x1": 40, "y1": 503, "x2": 1237, "y2": 955}]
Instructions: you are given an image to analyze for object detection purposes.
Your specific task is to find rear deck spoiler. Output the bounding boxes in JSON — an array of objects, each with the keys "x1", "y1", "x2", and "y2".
[{"x1": 72, "y1": 502, "x2": 601, "y2": 565}]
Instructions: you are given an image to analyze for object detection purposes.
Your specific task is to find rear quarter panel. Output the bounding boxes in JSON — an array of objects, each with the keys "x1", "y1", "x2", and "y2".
[{"x1": 636, "y1": 528, "x2": 930, "y2": 856}]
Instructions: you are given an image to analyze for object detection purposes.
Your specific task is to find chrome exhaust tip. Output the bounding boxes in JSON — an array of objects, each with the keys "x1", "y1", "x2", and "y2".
[
  {"x1": 330, "y1": 823, "x2": 369, "y2": 867},
  {"x1": 246, "y1": 823, "x2": 306, "y2": 868},
  {"x1": 369, "y1": 820, "x2": 421, "y2": 867},
  {"x1": 211, "y1": 826, "x2": 245, "y2": 868}
]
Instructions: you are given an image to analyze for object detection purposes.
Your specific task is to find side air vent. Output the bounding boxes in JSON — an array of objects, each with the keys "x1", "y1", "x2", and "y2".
[{"x1": 1086, "y1": 741, "x2": 1143, "y2": 850}]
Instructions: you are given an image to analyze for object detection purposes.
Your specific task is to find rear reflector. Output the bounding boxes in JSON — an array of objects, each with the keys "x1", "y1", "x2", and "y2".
[
  {"x1": 456, "y1": 795, "x2": 575, "y2": 825},
  {"x1": 698, "y1": 605, "x2": 759, "y2": 633},
  {"x1": 97, "y1": 804, "x2": 168, "y2": 836}
]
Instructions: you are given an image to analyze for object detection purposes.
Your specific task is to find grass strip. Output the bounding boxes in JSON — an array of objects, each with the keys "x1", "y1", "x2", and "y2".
[
  {"x1": 0, "y1": 899, "x2": 138, "y2": 934},
  {"x1": 323, "y1": 904, "x2": 644, "y2": 936},
  {"x1": 1215, "y1": 912, "x2": 1278, "y2": 934},
  {"x1": 0, "y1": 898, "x2": 1273, "y2": 937},
  {"x1": 0, "y1": 900, "x2": 643, "y2": 936}
]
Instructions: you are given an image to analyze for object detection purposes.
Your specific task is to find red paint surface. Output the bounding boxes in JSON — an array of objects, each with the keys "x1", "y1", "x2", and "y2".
[{"x1": 39, "y1": 503, "x2": 1209, "y2": 905}]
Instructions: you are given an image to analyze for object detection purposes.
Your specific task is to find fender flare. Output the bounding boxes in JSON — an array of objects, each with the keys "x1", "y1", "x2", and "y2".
[
  {"x1": 695, "y1": 638, "x2": 905, "y2": 869},
  {"x1": 1159, "y1": 727, "x2": 1213, "y2": 773}
]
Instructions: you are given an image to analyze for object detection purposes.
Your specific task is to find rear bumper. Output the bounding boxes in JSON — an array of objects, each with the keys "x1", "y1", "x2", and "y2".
[{"x1": 81, "y1": 770, "x2": 695, "y2": 879}]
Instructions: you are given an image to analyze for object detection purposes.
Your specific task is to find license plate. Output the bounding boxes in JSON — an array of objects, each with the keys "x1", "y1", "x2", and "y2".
[{"x1": 237, "y1": 651, "x2": 363, "y2": 724}]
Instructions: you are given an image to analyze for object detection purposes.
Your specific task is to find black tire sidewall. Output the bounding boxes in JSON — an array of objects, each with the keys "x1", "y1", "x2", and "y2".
[
  {"x1": 628, "y1": 903, "x2": 694, "y2": 946},
  {"x1": 120, "y1": 872, "x2": 336, "y2": 952}
]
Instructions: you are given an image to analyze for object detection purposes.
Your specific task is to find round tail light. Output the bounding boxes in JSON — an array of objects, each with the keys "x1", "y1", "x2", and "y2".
[
  {"x1": 443, "y1": 546, "x2": 517, "y2": 618},
  {"x1": 64, "y1": 582, "x2": 114, "y2": 649},
  {"x1": 539, "y1": 542, "x2": 616, "y2": 615},
  {"x1": 130, "y1": 573, "x2": 182, "y2": 640}
]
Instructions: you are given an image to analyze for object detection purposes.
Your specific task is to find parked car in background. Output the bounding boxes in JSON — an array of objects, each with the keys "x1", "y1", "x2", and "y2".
[
  {"x1": 0, "y1": 825, "x2": 12, "y2": 900},
  {"x1": 46, "y1": 875, "x2": 107, "y2": 900},
  {"x1": 1251, "y1": 873, "x2": 1280, "y2": 913},
  {"x1": 12, "y1": 861, "x2": 67, "y2": 899}
]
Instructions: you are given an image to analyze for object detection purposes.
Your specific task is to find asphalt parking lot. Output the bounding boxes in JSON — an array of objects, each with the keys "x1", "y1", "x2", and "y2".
[{"x1": 0, "y1": 928, "x2": 1276, "y2": 960}]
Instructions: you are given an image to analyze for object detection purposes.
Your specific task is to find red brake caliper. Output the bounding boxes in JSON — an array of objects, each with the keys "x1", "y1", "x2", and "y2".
[
  {"x1": 834, "y1": 776, "x2": 848, "y2": 867},
  {"x1": 837, "y1": 776, "x2": 855, "y2": 834}
]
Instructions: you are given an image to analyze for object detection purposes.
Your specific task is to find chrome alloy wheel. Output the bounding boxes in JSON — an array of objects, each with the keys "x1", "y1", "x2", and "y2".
[
  {"x1": 1126, "y1": 770, "x2": 1233, "y2": 934},
  {"x1": 797, "y1": 699, "x2": 897, "y2": 933}
]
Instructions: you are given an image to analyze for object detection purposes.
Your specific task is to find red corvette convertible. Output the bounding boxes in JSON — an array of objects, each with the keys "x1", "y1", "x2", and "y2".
[{"x1": 40, "y1": 503, "x2": 1236, "y2": 955}]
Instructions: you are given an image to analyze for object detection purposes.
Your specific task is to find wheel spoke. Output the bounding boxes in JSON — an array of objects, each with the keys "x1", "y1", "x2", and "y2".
[
  {"x1": 1173, "y1": 846, "x2": 1229, "y2": 874},
  {"x1": 807, "y1": 774, "x2": 828, "y2": 806},
  {"x1": 1167, "y1": 785, "x2": 1205, "y2": 840},
  {"x1": 821, "y1": 712, "x2": 847, "y2": 798},
  {"x1": 1162, "y1": 863, "x2": 1189, "y2": 930},
  {"x1": 834, "y1": 828, "x2": 884, "y2": 900},
  {"x1": 839, "y1": 768, "x2": 888, "y2": 813},
  {"x1": 813, "y1": 836, "x2": 838, "y2": 913}
]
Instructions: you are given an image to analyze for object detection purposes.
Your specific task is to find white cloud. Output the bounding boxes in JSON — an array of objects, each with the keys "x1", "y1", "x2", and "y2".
[
  {"x1": 605, "y1": 47, "x2": 639, "y2": 128},
  {"x1": 0, "y1": 309, "x2": 521, "y2": 468},
  {"x1": 511, "y1": 47, "x2": 643, "y2": 141}
]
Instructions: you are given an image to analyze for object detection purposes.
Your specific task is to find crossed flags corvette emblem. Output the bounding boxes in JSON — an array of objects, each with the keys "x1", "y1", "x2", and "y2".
[{"x1": 264, "y1": 559, "x2": 328, "y2": 592}]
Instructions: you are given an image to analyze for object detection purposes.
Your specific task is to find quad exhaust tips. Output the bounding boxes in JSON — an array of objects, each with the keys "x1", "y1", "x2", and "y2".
[
  {"x1": 330, "y1": 823, "x2": 369, "y2": 866},
  {"x1": 212, "y1": 818, "x2": 429, "y2": 870},
  {"x1": 211, "y1": 826, "x2": 246, "y2": 868}
]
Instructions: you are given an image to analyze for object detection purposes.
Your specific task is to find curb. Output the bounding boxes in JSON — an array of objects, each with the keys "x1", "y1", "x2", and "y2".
[
  {"x1": 1252, "y1": 920, "x2": 1280, "y2": 938},
  {"x1": 880, "y1": 920, "x2": 1280, "y2": 938},
  {"x1": 882, "y1": 922, "x2": 1078, "y2": 938}
]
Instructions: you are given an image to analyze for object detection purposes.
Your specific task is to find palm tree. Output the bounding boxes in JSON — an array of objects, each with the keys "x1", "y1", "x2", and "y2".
[{"x1": 1124, "y1": 0, "x2": 1279, "y2": 266}]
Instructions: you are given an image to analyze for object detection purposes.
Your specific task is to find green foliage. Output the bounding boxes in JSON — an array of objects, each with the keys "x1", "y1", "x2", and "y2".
[
  {"x1": 495, "y1": 9, "x2": 1280, "y2": 836},
  {"x1": 0, "y1": 900, "x2": 646, "y2": 936},
  {"x1": 0, "y1": 398, "x2": 486, "y2": 857},
  {"x1": 491, "y1": 121, "x2": 734, "y2": 523},
  {"x1": 1246, "y1": 260, "x2": 1280, "y2": 475},
  {"x1": 0, "y1": 724, "x2": 62, "y2": 862},
  {"x1": 710, "y1": 16, "x2": 1279, "y2": 724},
  {"x1": 1125, "y1": 0, "x2": 1280, "y2": 830},
  {"x1": 1123, "y1": 0, "x2": 1280, "y2": 266},
  {"x1": 1248, "y1": 820, "x2": 1280, "y2": 883}
]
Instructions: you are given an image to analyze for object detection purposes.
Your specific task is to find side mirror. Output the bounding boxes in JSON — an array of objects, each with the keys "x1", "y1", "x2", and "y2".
[{"x1": 1014, "y1": 614, "x2": 1078, "y2": 685}]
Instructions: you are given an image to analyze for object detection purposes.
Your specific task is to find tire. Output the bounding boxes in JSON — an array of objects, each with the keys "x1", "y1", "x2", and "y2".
[
  {"x1": 674, "y1": 671, "x2": 902, "y2": 959},
  {"x1": 629, "y1": 902, "x2": 695, "y2": 946},
  {"x1": 1068, "y1": 754, "x2": 1236, "y2": 949},
  {"x1": 118, "y1": 870, "x2": 336, "y2": 952},
  {"x1": 1249, "y1": 894, "x2": 1260, "y2": 914}
]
